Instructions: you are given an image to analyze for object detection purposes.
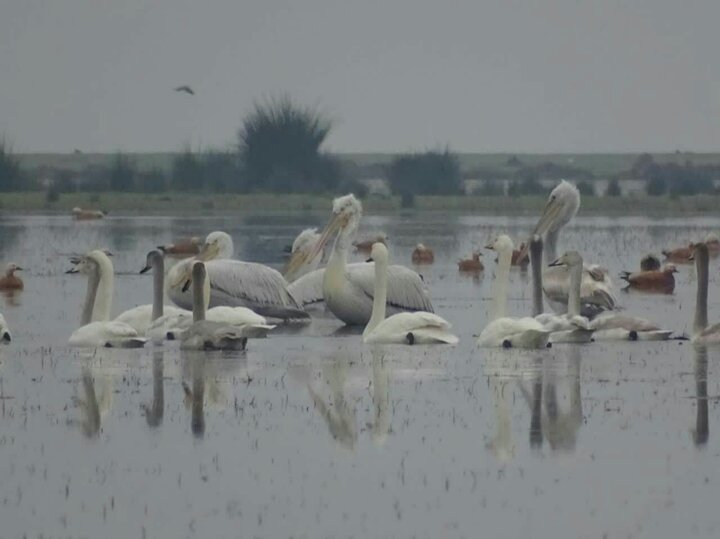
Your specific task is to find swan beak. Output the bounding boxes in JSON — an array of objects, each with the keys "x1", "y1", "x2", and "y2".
[
  {"x1": 484, "y1": 241, "x2": 495, "y2": 250},
  {"x1": 282, "y1": 244, "x2": 293, "y2": 254},
  {"x1": 548, "y1": 257, "x2": 563, "y2": 267},
  {"x1": 182, "y1": 279, "x2": 191, "y2": 292},
  {"x1": 285, "y1": 212, "x2": 343, "y2": 277},
  {"x1": 1, "y1": 332, "x2": 10, "y2": 343},
  {"x1": 366, "y1": 257, "x2": 373, "y2": 263},
  {"x1": 65, "y1": 267, "x2": 79, "y2": 274},
  {"x1": 139, "y1": 265, "x2": 151, "y2": 274}
]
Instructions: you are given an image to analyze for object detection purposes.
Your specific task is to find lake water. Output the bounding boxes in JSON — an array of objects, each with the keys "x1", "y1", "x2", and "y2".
[{"x1": 1, "y1": 211, "x2": 719, "y2": 538}]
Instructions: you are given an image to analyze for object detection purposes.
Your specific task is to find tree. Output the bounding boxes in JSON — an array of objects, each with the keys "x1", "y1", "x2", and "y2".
[
  {"x1": 0, "y1": 141, "x2": 24, "y2": 192},
  {"x1": 605, "y1": 178, "x2": 622, "y2": 197},
  {"x1": 646, "y1": 176, "x2": 667, "y2": 196},
  {"x1": 171, "y1": 148, "x2": 204, "y2": 190},
  {"x1": 576, "y1": 181, "x2": 595, "y2": 197},
  {"x1": 387, "y1": 150, "x2": 463, "y2": 207},
  {"x1": 109, "y1": 153, "x2": 136, "y2": 191},
  {"x1": 238, "y1": 96, "x2": 338, "y2": 193}
]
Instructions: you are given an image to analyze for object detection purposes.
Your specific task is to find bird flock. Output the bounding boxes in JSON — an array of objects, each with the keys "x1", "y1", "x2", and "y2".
[{"x1": 1, "y1": 180, "x2": 719, "y2": 350}]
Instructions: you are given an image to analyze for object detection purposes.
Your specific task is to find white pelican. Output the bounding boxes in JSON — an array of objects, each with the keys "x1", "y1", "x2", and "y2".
[
  {"x1": 178, "y1": 262, "x2": 264, "y2": 350},
  {"x1": 285, "y1": 194, "x2": 433, "y2": 325},
  {"x1": 0, "y1": 313, "x2": 10, "y2": 343},
  {"x1": 283, "y1": 227, "x2": 324, "y2": 282},
  {"x1": 529, "y1": 239, "x2": 593, "y2": 343},
  {"x1": 67, "y1": 251, "x2": 146, "y2": 348},
  {"x1": 524, "y1": 180, "x2": 616, "y2": 316},
  {"x1": 691, "y1": 242, "x2": 720, "y2": 344},
  {"x1": 166, "y1": 231, "x2": 308, "y2": 321},
  {"x1": 477, "y1": 235, "x2": 550, "y2": 349},
  {"x1": 363, "y1": 243, "x2": 458, "y2": 345}
]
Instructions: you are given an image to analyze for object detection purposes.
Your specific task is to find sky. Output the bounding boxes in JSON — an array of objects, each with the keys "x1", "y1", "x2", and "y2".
[{"x1": 1, "y1": 0, "x2": 719, "y2": 153}]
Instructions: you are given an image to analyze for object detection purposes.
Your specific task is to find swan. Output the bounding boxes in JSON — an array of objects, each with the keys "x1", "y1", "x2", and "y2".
[
  {"x1": 362, "y1": 243, "x2": 458, "y2": 345},
  {"x1": 477, "y1": 235, "x2": 550, "y2": 349},
  {"x1": 0, "y1": 313, "x2": 10, "y2": 343},
  {"x1": 284, "y1": 194, "x2": 433, "y2": 325},
  {"x1": 166, "y1": 231, "x2": 308, "y2": 321},
  {"x1": 523, "y1": 180, "x2": 616, "y2": 316},
  {"x1": 178, "y1": 262, "x2": 267, "y2": 350},
  {"x1": 690, "y1": 242, "x2": 720, "y2": 344},
  {"x1": 283, "y1": 228, "x2": 324, "y2": 282},
  {"x1": 67, "y1": 251, "x2": 146, "y2": 348},
  {"x1": 529, "y1": 238, "x2": 594, "y2": 343}
]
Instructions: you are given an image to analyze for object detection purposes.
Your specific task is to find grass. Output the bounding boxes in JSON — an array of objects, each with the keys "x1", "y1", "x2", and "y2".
[{"x1": 1, "y1": 191, "x2": 719, "y2": 216}]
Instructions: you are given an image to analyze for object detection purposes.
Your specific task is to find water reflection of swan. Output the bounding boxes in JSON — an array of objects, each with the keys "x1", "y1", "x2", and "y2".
[
  {"x1": 74, "y1": 363, "x2": 113, "y2": 439},
  {"x1": 692, "y1": 345, "x2": 709, "y2": 447},
  {"x1": 67, "y1": 251, "x2": 146, "y2": 348},
  {"x1": 180, "y1": 353, "x2": 206, "y2": 439},
  {"x1": 370, "y1": 348, "x2": 390, "y2": 446},
  {"x1": 691, "y1": 243, "x2": 720, "y2": 343},
  {"x1": 143, "y1": 350, "x2": 164, "y2": 428}
]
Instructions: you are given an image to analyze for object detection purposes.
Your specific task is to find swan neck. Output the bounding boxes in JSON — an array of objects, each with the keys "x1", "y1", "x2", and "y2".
[
  {"x1": 193, "y1": 271, "x2": 206, "y2": 322},
  {"x1": 93, "y1": 255, "x2": 114, "y2": 322},
  {"x1": 152, "y1": 257, "x2": 164, "y2": 321},
  {"x1": 492, "y1": 248, "x2": 512, "y2": 320},
  {"x1": 568, "y1": 263, "x2": 583, "y2": 317},
  {"x1": 364, "y1": 256, "x2": 388, "y2": 337},
  {"x1": 81, "y1": 267, "x2": 100, "y2": 325},
  {"x1": 695, "y1": 248, "x2": 709, "y2": 334},
  {"x1": 530, "y1": 239, "x2": 544, "y2": 316}
]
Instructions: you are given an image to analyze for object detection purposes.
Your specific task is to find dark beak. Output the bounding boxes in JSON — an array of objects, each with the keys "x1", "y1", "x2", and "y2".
[
  {"x1": 15, "y1": 267, "x2": 23, "y2": 271},
  {"x1": 139, "y1": 265, "x2": 151, "y2": 274},
  {"x1": 65, "y1": 268, "x2": 79, "y2": 274},
  {"x1": 548, "y1": 258, "x2": 563, "y2": 267},
  {"x1": 182, "y1": 279, "x2": 191, "y2": 292},
  {"x1": 366, "y1": 257, "x2": 373, "y2": 263}
]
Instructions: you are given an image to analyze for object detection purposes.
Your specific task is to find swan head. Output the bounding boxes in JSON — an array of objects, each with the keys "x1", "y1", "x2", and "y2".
[
  {"x1": 549, "y1": 250, "x2": 583, "y2": 268},
  {"x1": 367, "y1": 242, "x2": 389, "y2": 264},
  {"x1": 65, "y1": 250, "x2": 111, "y2": 275},
  {"x1": 285, "y1": 193, "x2": 363, "y2": 276},
  {"x1": 5, "y1": 263, "x2": 22, "y2": 275},
  {"x1": 140, "y1": 250, "x2": 163, "y2": 274},
  {"x1": 197, "y1": 231, "x2": 234, "y2": 261},
  {"x1": 485, "y1": 234, "x2": 514, "y2": 254}
]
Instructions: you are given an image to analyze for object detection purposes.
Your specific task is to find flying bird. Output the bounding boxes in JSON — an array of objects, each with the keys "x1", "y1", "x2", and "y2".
[{"x1": 174, "y1": 85, "x2": 195, "y2": 96}]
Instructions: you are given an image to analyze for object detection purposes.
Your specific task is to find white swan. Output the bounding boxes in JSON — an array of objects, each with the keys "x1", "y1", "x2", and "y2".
[
  {"x1": 67, "y1": 251, "x2": 147, "y2": 348},
  {"x1": 178, "y1": 262, "x2": 268, "y2": 350},
  {"x1": 529, "y1": 239, "x2": 593, "y2": 343},
  {"x1": 525, "y1": 180, "x2": 616, "y2": 316},
  {"x1": 477, "y1": 235, "x2": 550, "y2": 349},
  {"x1": 691, "y1": 242, "x2": 720, "y2": 344},
  {"x1": 285, "y1": 194, "x2": 433, "y2": 325},
  {"x1": 166, "y1": 231, "x2": 308, "y2": 321},
  {"x1": 0, "y1": 313, "x2": 10, "y2": 343},
  {"x1": 283, "y1": 227, "x2": 324, "y2": 282},
  {"x1": 362, "y1": 243, "x2": 458, "y2": 345}
]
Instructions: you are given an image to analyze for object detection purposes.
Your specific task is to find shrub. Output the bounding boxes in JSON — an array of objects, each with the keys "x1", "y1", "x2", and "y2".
[
  {"x1": 646, "y1": 175, "x2": 667, "y2": 196},
  {"x1": 138, "y1": 168, "x2": 167, "y2": 193},
  {"x1": 0, "y1": 141, "x2": 24, "y2": 191},
  {"x1": 508, "y1": 178, "x2": 545, "y2": 197},
  {"x1": 576, "y1": 180, "x2": 595, "y2": 197},
  {"x1": 387, "y1": 149, "x2": 463, "y2": 207},
  {"x1": 109, "y1": 153, "x2": 136, "y2": 191},
  {"x1": 606, "y1": 178, "x2": 622, "y2": 197},
  {"x1": 474, "y1": 180, "x2": 504, "y2": 196}
]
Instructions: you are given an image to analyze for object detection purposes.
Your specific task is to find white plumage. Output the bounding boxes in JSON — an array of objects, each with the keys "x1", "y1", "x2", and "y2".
[
  {"x1": 362, "y1": 243, "x2": 457, "y2": 345},
  {"x1": 0, "y1": 313, "x2": 11, "y2": 343},
  {"x1": 284, "y1": 228, "x2": 324, "y2": 282}
]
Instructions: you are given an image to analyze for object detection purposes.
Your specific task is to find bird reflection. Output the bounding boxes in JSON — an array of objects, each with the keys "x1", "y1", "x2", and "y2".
[
  {"x1": 487, "y1": 377, "x2": 516, "y2": 462},
  {"x1": 1, "y1": 289, "x2": 21, "y2": 307},
  {"x1": 181, "y1": 352, "x2": 206, "y2": 439},
  {"x1": 142, "y1": 350, "x2": 164, "y2": 428},
  {"x1": 369, "y1": 348, "x2": 390, "y2": 446},
  {"x1": 74, "y1": 364, "x2": 113, "y2": 439},
  {"x1": 692, "y1": 345, "x2": 709, "y2": 447},
  {"x1": 518, "y1": 346, "x2": 583, "y2": 453}
]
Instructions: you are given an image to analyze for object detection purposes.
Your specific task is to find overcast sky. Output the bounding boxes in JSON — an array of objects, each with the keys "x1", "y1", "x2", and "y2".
[{"x1": 1, "y1": 0, "x2": 719, "y2": 153}]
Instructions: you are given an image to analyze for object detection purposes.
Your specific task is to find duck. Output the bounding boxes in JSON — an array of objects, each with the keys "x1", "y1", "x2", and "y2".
[
  {"x1": 620, "y1": 265, "x2": 678, "y2": 293},
  {"x1": 458, "y1": 252, "x2": 484, "y2": 272},
  {"x1": 353, "y1": 233, "x2": 388, "y2": 254},
  {"x1": 0, "y1": 264, "x2": 23, "y2": 290},
  {"x1": 72, "y1": 207, "x2": 106, "y2": 220},
  {"x1": 411, "y1": 244, "x2": 434, "y2": 264},
  {"x1": 158, "y1": 236, "x2": 202, "y2": 259}
]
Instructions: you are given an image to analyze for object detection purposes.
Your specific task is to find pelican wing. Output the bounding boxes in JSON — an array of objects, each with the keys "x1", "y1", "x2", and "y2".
[
  {"x1": 348, "y1": 263, "x2": 434, "y2": 313},
  {"x1": 287, "y1": 268, "x2": 325, "y2": 306}
]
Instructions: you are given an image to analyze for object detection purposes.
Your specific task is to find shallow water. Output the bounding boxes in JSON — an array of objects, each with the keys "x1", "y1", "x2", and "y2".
[{"x1": 1, "y1": 212, "x2": 720, "y2": 538}]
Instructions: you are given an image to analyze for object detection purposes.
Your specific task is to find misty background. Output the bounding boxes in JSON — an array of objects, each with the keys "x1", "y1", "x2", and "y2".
[{"x1": 2, "y1": 0, "x2": 719, "y2": 154}]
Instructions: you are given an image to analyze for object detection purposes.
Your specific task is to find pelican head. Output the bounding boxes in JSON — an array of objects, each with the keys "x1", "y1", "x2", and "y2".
[
  {"x1": 533, "y1": 180, "x2": 580, "y2": 238},
  {"x1": 485, "y1": 234, "x2": 514, "y2": 254},
  {"x1": 140, "y1": 250, "x2": 163, "y2": 274},
  {"x1": 285, "y1": 193, "x2": 363, "y2": 276},
  {"x1": 549, "y1": 250, "x2": 583, "y2": 268},
  {"x1": 5, "y1": 263, "x2": 23, "y2": 275},
  {"x1": 292, "y1": 228, "x2": 321, "y2": 253},
  {"x1": 197, "y1": 231, "x2": 234, "y2": 261}
]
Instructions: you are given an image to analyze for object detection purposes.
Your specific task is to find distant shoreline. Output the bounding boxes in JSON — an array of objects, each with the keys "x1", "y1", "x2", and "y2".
[{"x1": 1, "y1": 191, "x2": 719, "y2": 216}]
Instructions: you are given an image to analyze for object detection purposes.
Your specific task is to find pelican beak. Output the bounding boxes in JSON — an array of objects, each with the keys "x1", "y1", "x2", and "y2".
[
  {"x1": 285, "y1": 212, "x2": 345, "y2": 277},
  {"x1": 139, "y1": 264, "x2": 151, "y2": 274},
  {"x1": 196, "y1": 242, "x2": 218, "y2": 262}
]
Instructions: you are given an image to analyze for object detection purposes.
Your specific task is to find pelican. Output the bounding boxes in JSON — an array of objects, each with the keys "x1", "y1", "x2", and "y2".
[
  {"x1": 477, "y1": 235, "x2": 550, "y2": 349},
  {"x1": 283, "y1": 228, "x2": 324, "y2": 282},
  {"x1": 524, "y1": 180, "x2": 616, "y2": 316},
  {"x1": 620, "y1": 264, "x2": 677, "y2": 293},
  {"x1": 67, "y1": 251, "x2": 146, "y2": 348},
  {"x1": 0, "y1": 313, "x2": 10, "y2": 343},
  {"x1": 363, "y1": 243, "x2": 458, "y2": 345},
  {"x1": 691, "y1": 242, "x2": 720, "y2": 344},
  {"x1": 530, "y1": 239, "x2": 593, "y2": 343},
  {"x1": 158, "y1": 237, "x2": 202, "y2": 259},
  {"x1": 72, "y1": 207, "x2": 106, "y2": 220},
  {"x1": 411, "y1": 244, "x2": 434, "y2": 264},
  {"x1": 166, "y1": 231, "x2": 308, "y2": 320},
  {"x1": 284, "y1": 194, "x2": 433, "y2": 325},
  {"x1": 177, "y1": 262, "x2": 261, "y2": 351},
  {"x1": 0, "y1": 263, "x2": 23, "y2": 290}
]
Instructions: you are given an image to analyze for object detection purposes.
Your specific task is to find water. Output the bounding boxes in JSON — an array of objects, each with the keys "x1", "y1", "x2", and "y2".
[{"x1": 1, "y1": 211, "x2": 719, "y2": 538}]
